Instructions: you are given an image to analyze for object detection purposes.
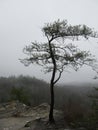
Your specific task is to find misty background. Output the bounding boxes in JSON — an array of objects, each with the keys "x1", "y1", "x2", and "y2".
[{"x1": 0, "y1": 0, "x2": 98, "y2": 84}]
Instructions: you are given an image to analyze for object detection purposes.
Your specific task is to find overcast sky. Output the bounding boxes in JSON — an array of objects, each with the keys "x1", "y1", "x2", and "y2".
[{"x1": 0, "y1": 0, "x2": 98, "y2": 84}]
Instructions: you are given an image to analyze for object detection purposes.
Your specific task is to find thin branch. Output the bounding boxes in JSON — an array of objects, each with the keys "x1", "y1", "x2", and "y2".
[
  {"x1": 53, "y1": 65, "x2": 64, "y2": 84},
  {"x1": 53, "y1": 71, "x2": 62, "y2": 85}
]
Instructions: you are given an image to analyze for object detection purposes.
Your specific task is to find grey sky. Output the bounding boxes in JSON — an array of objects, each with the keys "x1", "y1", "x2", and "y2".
[{"x1": 0, "y1": 0, "x2": 98, "y2": 83}]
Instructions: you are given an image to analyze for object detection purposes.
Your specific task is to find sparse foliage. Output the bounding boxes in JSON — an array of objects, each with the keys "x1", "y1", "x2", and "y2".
[{"x1": 21, "y1": 19, "x2": 97, "y2": 123}]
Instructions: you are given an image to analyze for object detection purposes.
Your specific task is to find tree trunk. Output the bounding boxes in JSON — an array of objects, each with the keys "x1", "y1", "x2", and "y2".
[
  {"x1": 49, "y1": 82, "x2": 55, "y2": 123},
  {"x1": 49, "y1": 60, "x2": 56, "y2": 123}
]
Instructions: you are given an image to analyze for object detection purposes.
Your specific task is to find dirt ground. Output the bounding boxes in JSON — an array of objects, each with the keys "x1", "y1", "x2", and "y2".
[{"x1": 0, "y1": 117, "x2": 33, "y2": 130}]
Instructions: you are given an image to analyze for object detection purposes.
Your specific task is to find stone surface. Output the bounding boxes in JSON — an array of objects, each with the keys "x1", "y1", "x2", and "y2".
[{"x1": 0, "y1": 101, "x2": 87, "y2": 130}]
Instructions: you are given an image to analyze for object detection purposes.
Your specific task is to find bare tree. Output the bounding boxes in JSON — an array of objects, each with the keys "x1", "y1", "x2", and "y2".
[{"x1": 21, "y1": 19, "x2": 97, "y2": 123}]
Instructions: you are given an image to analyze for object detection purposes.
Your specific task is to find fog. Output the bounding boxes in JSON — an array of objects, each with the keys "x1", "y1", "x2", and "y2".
[{"x1": 0, "y1": 0, "x2": 98, "y2": 83}]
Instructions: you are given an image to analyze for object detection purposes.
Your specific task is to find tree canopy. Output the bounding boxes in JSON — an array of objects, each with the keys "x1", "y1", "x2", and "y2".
[{"x1": 21, "y1": 20, "x2": 97, "y2": 84}]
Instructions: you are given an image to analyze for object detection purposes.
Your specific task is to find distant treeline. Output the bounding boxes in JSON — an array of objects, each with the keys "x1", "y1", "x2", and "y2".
[
  {"x1": 0, "y1": 76, "x2": 49, "y2": 106},
  {"x1": 0, "y1": 75, "x2": 96, "y2": 108}
]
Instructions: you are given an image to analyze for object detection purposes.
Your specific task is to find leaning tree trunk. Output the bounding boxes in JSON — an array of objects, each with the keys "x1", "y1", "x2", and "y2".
[
  {"x1": 49, "y1": 62, "x2": 56, "y2": 123},
  {"x1": 48, "y1": 38, "x2": 56, "y2": 123}
]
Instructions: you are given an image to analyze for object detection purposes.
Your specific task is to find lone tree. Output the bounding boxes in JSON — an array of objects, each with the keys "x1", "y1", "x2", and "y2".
[{"x1": 21, "y1": 19, "x2": 97, "y2": 123}]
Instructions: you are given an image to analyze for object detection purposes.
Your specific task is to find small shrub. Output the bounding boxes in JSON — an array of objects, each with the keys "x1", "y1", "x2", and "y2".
[{"x1": 10, "y1": 86, "x2": 31, "y2": 105}]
